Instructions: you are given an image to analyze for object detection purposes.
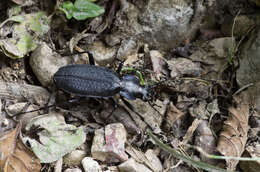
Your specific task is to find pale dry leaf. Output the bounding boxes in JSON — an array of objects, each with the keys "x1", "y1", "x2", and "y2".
[
  {"x1": 125, "y1": 145, "x2": 156, "y2": 171},
  {"x1": 150, "y1": 50, "x2": 167, "y2": 80},
  {"x1": 181, "y1": 118, "x2": 202, "y2": 145},
  {"x1": 217, "y1": 94, "x2": 249, "y2": 170},
  {"x1": 194, "y1": 120, "x2": 218, "y2": 165}
]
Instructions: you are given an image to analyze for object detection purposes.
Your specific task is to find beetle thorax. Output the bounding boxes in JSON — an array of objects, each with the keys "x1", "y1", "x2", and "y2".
[{"x1": 120, "y1": 75, "x2": 149, "y2": 101}]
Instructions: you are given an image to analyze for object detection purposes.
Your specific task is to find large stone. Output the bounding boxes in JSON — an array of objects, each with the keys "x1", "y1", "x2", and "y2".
[
  {"x1": 112, "y1": 0, "x2": 208, "y2": 50},
  {"x1": 30, "y1": 43, "x2": 71, "y2": 88},
  {"x1": 91, "y1": 123, "x2": 128, "y2": 163}
]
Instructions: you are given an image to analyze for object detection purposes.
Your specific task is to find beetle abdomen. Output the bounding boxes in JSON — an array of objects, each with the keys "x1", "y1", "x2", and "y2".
[{"x1": 53, "y1": 64, "x2": 121, "y2": 97}]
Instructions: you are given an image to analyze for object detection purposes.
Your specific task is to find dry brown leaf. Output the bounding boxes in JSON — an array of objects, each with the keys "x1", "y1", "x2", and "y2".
[
  {"x1": 217, "y1": 94, "x2": 249, "y2": 170},
  {"x1": 0, "y1": 124, "x2": 41, "y2": 172},
  {"x1": 150, "y1": 50, "x2": 167, "y2": 80},
  {"x1": 166, "y1": 103, "x2": 185, "y2": 125},
  {"x1": 164, "y1": 102, "x2": 186, "y2": 133},
  {"x1": 239, "y1": 145, "x2": 260, "y2": 172}
]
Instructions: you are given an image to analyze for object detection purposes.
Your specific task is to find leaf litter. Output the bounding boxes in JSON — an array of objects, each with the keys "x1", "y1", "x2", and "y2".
[
  {"x1": 217, "y1": 93, "x2": 250, "y2": 170},
  {"x1": 0, "y1": 122, "x2": 41, "y2": 172},
  {"x1": 0, "y1": 1, "x2": 260, "y2": 172}
]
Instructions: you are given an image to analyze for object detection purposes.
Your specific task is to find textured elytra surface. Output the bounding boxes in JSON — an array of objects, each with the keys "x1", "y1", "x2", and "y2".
[{"x1": 53, "y1": 64, "x2": 121, "y2": 97}]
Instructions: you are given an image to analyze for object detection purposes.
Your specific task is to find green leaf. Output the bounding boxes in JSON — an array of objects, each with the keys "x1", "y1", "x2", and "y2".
[
  {"x1": 9, "y1": 15, "x2": 25, "y2": 23},
  {"x1": 74, "y1": 0, "x2": 103, "y2": 12},
  {"x1": 60, "y1": 0, "x2": 104, "y2": 20},
  {"x1": 72, "y1": 10, "x2": 103, "y2": 20},
  {"x1": 60, "y1": 1, "x2": 75, "y2": 19}
]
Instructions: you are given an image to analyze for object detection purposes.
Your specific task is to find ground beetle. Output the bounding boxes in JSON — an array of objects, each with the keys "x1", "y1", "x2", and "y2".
[{"x1": 53, "y1": 64, "x2": 152, "y2": 102}]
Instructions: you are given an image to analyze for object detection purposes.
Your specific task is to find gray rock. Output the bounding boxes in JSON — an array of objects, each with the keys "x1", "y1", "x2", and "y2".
[
  {"x1": 237, "y1": 30, "x2": 260, "y2": 86},
  {"x1": 221, "y1": 15, "x2": 256, "y2": 37},
  {"x1": 113, "y1": 0, "x2": 208, "y2": 50},
  {"x1": 87, "y1": 41, "x2": 117, "y2": 66},
  {"x1": 117, "y1": 38, "x2": 139, "y2": 60},
  {"x1": 5, "y1": 102, "x2": 28, "y2": 116},
  {"x1": 118, "y1": 158, "x2": 152, "y2": 172},
  {"x1": 138, "y1": 0, "x2": 194, "y2": 49},
  {"x1": 30, "y1": 43, "x2": 71, "y2": 88},
  {"x1": 209, "y1": 37, "x2": 234, "y2": 57},
  {"x1": 168, "y1": 58, "x2": 202, "y2": 78},
  {"x1": 236, "y1": 29, "x2": 260, "y2": 111},
  {"x1": 64, "y1": 150, "x2": 87, "y2": 166},
  {"x1": 82, "y1": 157, "x2": 102, "y2": 172},
  {"x1": 64, "y1": 168, "x2": 82, "y2": 172}
]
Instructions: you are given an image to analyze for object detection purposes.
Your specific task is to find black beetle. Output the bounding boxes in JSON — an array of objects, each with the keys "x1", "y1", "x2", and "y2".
[{"x1": 53, "y1": 64, "x2": 152, "y2": 101}]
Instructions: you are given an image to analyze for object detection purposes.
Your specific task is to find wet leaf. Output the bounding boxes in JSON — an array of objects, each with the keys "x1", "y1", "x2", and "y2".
[
  {"x1": 217, "y1": 94, "x2": 249, "y2": 170},
  {"x1": 60, "y1": 0, "x2": 104, "y2": 21},
  {"x1": 0, "y1": 124, "x2": 41, "y2": 172},
  {"x1": 22, "y1": 113, "x2": 86, "y2": 163}
]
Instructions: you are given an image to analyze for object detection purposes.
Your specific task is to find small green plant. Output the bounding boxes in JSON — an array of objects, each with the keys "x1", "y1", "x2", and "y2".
[{"x1": 59, "y1": 0, "x2": 104, "y2": 20}]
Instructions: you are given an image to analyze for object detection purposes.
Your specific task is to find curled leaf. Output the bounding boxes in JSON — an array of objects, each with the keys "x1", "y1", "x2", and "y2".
[{"x1": 217, "y1": 94, "x2": 249, "y2": 170}]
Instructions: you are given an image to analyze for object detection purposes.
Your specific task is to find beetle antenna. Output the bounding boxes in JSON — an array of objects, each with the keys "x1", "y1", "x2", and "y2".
[{"x1": 15, "y1": 104, "x2": 56, "y2": 116}]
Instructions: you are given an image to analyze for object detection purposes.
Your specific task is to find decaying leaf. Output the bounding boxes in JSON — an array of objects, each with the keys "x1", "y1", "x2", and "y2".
[
  {"x1": 217, "y1": 94, "x2": 250, "y2": 170},
  {"x1": 0, "y1": 123, "x2": 41, "y2": 172},
  {"x1": 21, "y1": 113, "x2": 86, "y2": 163},
  {"x1": 164, "y1": 102, "x2": 186, "y2": 134},
  {"x1": 0, "y1": 12, "x2": 50, "y2": 59}
]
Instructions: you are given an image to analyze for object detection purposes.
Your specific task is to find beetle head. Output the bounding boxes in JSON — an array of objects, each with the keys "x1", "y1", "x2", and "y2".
[{"x1": 141, "y1": 85, "x2": 153, "y2": 101}]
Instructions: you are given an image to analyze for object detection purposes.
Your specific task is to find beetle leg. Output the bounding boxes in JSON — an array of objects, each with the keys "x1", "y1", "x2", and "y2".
[
  {"x1": 88, "y1": 52, "x2": 95, "y2": 65},
  {"x1": 148, "y1": 101, "x2": 162, "y2": 116},
  {"x1": 116, "y1": 59, "x2": 125, "y2": 74},
  {"x1": 120, "y1": 96, "x2": 135, "y2": 112},
  {"x1": 104, "y1": 98, "x2": 118, "y2": 122}
]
